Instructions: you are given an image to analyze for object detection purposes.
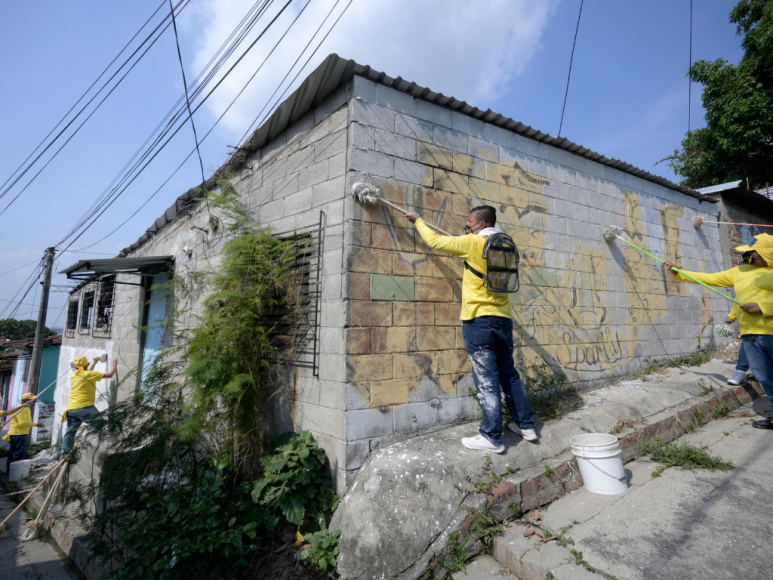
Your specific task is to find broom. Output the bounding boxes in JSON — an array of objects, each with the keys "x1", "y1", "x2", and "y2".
[
  {"x1": 0, "y1": 457, "x2": 67, "y2": 538},
  {"x1": 352, "y1": 183, "x2": 453, "y2": 236},
  {"x1": 20, "y1": 461, "x2": 67, "y2": 541},
  {"x1": 693, "y1": 216, "x2": 773, "y2": 229},
  {"x1": 602, "y1": 226, "x2": 742, "y2": 337}
]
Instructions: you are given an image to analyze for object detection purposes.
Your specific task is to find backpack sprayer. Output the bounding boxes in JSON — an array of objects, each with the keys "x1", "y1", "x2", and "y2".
[
  {"x1": 602, "y1": 225, "x2": 739, "y2": 337},
  {"x1": 352, "y1": 183, "x2": 520, "y2": 293}
]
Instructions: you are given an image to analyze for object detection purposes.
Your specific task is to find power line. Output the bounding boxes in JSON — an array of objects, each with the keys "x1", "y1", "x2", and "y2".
[
  {"x1": 0, "y1": 0, "x2": 192, "y2": 218},
  {"x1": 558, "y1": 0, "x2": 584, "y2": 137},
  {"x1": 0, "y1": 260, "x2": 41, "y2": 278},
  {"x1": 168, "y1": 0, "x2": 205, "y2": 185},
  {"x1": 688, "y1": 0, "x2": 693, "y2": 133},
  {"x1": 58, "y1": 0, "x2": 297, "y2": 253},
  {"x1": 55, "y1": 0, "x2": 278, "y2": 248}
]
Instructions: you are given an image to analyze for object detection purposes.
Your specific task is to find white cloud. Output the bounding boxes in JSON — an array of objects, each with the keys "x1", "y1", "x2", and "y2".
[{"x1": 183, "y1": 0, "x2": 558, "y2": 137}]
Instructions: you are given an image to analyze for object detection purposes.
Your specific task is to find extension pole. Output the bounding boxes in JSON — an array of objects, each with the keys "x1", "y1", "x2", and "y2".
[
  {"x1": 27, "y1": 247, "x2": 56, "y2": 444},
  {"x1": 614, "y1": 235, "x2": 742, "y2": 306}
]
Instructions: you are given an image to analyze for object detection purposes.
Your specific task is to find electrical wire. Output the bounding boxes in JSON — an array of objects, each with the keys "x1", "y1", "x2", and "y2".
[
  {"x1": 168, "y1": 0, "x2": 205, "y2": 185},
  {"x1": 688, "y1": 0, "x2": 693, "y2": 133},
  {"x1": 0, "y1": 0, "x2": 192, "y2": 218},
  {"x1": 0, "y1": 260, "x2": 40, "y2": 278},
  {"x1": 0, "y1": 0, "x2": 167, "y2": 196},
  {"x1": 55, "y1": 0, "x2": 278, "y2": 247},
  {"x1": 558, "y1": 0, "x2": 584, "y2": 137},
  {"x1": 57, "y1": 0, "x2": 297, "y2": 253},
  {"x1": 238, "y1": 0, "x2": 355, "y2": 147}
]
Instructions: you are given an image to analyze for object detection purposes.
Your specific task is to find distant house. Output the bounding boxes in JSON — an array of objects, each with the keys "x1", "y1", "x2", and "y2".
[
  {"x1": 0, "y1": 335, "x2": 62, "y2": 442},
  {"x1": 698, "y1": 180, "x2": 773, "y2": 269}
]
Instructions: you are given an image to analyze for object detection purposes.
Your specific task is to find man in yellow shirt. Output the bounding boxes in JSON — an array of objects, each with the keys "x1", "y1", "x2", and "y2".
[
  {"x1": 405, "y1": 206, "x2": 537, "y2": 453},
  {"x1": 62, "y1": 355, "x2": 117, "y2": 452},
  {"x1": 1, "y1": 393, "x2": 41, "y2": 472},
  {"x1": 665, "y1": 233, "x2": 773, "y2": 429}
]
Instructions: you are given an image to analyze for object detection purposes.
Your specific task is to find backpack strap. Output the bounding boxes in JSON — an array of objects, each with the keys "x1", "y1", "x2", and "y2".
[{"x1": 464, "y1": 261, "x2": 484, "y2": 279}]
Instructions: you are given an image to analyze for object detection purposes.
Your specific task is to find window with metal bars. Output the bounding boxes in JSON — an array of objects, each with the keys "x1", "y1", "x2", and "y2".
[
  {"x1": 267, "y1": 212, "x2": 325, "y2": 375},
  {"x1": 79, "y1": 289, "x2": 95, "y2": 334},
  {"x1": 93, "y1": 278, "x2": 115, "y2": 338},
  {"x1": 65, "y1": 300, "x2": 79, "y2": 338}
]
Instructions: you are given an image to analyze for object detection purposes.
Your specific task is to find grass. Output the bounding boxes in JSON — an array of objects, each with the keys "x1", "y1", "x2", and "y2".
[
  {"x1": 609, "y1": 415, "x2": 636, "y2": 434},
  {"x1": 519, "y1": 364, "x2": 580, "y2": 420},
  {"x1": 670, "y1": 349, "x2": 712, "y2": 368},
  {"x1": 544, "y1": 465, "x2": 555, "y2": 478},
  {"x1": 642, "y1": 439, "x2": 734, "y2": 471},
  {"x1": 442, "y1": 532, "x2": 467, "y2": 573},
  {"x1": 470, "y1": 507, "x2": 503, "y2": 554},
  {"x1": 712, "y1": 402, "x2": 731, "y2": 419}
]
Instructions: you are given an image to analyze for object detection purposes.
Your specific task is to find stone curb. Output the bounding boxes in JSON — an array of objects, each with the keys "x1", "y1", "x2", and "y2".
[{"x1": 422, "y1": 380, "x2": 765, "y2": 579}]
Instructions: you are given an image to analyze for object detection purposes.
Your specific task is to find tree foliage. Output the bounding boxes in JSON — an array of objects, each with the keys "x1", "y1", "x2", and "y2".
[
  {"x1": 0, "y1": 318, "x2": 57, "y2": 341},
  {"x1": 667, "y1": 0, "x2": 773, "y2": 189}
]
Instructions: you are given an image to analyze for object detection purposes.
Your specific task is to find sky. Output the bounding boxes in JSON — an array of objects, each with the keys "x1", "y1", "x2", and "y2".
[{"x1": 0, "y1": 0, "x2": 744, "y2": 329}]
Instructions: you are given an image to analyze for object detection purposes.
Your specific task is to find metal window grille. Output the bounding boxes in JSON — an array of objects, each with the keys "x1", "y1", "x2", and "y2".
[
  {"x1": 79, "y1": 289, "x2": 95, "y2": 334},
  {"x1": 93, "y1": 278, "x2": 115, "y2": 338},
  {"x1": 65, "y1": 300, "x2": 79, "y2": 338},
  {"x1": 267, "y1": 211, "x2": 325, "y2": 375}
]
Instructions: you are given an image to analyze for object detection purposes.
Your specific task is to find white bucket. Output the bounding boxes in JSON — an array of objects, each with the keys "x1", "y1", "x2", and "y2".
[
  {"x1": 570, "y1": 433, "x2": 628, "y2": 495},
  {"x1": 8, "y1": 460, "x2": 31, "y2": 482}
]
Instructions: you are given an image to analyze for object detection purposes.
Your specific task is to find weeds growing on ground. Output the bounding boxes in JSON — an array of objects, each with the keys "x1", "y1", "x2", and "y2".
[
  {"x1": 670, "y1": 349, "x2": 712, "y2": 368},
  {"x1": 712, "y1": 402, "x2": 731, "y2": 418},
  {"x1": 471, "y1": 507, "x2": 503, "y2": 553},
  {"x1": 642, "y1": 439, "x2": 734, "y2": 471},
  {"x1": 519, "y1": 364, "x2": 579, "y2": 419},
  {"x1": 443, "y1": 532, "x2": 467, "y2": 573},
  {"x1": 300, "y1": 529, "x2": 341, "y2": 574}
]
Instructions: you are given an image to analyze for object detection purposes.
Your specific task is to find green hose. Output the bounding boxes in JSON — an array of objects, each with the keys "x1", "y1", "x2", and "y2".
[{"x1": 614, "y1": 234, "x2": 743, "y2": 306}]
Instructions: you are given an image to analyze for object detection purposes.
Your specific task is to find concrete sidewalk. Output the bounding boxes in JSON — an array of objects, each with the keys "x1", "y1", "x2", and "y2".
[
  {"x1": 487, "y1": 397, "x2": 773, "y2": 580},
  {"x1": 0, "y1": 496, "x2": 83, "y2": 580}
]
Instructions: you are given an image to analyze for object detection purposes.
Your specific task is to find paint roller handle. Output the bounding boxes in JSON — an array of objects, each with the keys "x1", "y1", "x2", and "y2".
[
  {"x1": 616, "y1": 236, "x2": 743, "y2": 306},
  {"x1": 378, "y1": 199, "x2": 454, "y2": 236}
]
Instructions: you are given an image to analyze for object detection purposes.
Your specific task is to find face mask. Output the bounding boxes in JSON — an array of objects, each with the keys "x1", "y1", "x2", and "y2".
[
  {"x1": 464, "y1": 225, "x2": 473, "y2": 235},
  {"x1": 743, "y1": 251, "x2": 755, "y2": 265}
]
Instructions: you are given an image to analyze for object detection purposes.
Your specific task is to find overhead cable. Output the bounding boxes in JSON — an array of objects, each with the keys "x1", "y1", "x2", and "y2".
[{"x1": 558, "y1": 0, "x2": 584, "y2": 137}]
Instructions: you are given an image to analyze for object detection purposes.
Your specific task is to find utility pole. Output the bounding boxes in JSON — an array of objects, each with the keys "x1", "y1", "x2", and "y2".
[{"x1": 27, "y1": 247, "x2": 55, "y2": 443}]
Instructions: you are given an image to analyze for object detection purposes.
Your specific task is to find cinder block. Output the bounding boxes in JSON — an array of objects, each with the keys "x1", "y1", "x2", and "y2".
[
  {"x1": 393, "y1": 352, "x2": 436, "y2": 379},
  {"x1": 395, "y1": 158, "x2": 434, "y2": 187},
  {"x1": 375, "y1": 83, "x2": 416, "y2": 116},
  {"x1": 453, "y1": 152, "x2": 486, "y2": 179},
  {"x1": 346, "y1": 407, "x2": 394, "y2": 440},
  {"x1": 393, "y1": 302, "x2": 434, "y2": 326},
  {"x1": 392, "y1": 252, "x2": 434, "y2": 277},
  {"x1": 371, "y1": 223, "x2": 414, "y2": 252},
  {"x1": 433, "y1": 168, "x2": 469, "y2": 195},
  {"x1": 417, "y1": 142, "x2": 453, "y2": 170},
  {"x1": 351, "y1": 99, "x2": 395, "y2": 132},
  {"x1": 433, "y1": 126, "x2": 468, "y2": 154},
  {"x1": 283, "y1": 187, "x2": 313, "y2": 216},
  {"x1": 315, "y1": 129, "x2": 347, "y2": 162},
  {"x1": 312, "y1": 175, "x2": 345, "y2": 207},
  {"x1": 370, "y1": 380, "x2": 412, "y2": 407},
  {"x1": 346, "y1": 273, "x2": 370, "y2": 300},
  {"x1": 417, "y1": 327, "x2": 455, "y2": 351},
  {"x1": 348, "y1": 247, "x2": 393, "y2": 274},
  {"x1": 372, "y1": 327, "x2": 417, "y2": 353},
  {"x1": 416, "y1": 277, "x2": 454, "y2": 302},
  {"x1": 395, "y1": 113, "x2": 434, "y2": 143},
  {"x1": 468, "y1": 137, "x2": 499, "y2": 162},
  {"x1": 298, "y1": 161, "x2": 329, "y2": 190},
  {"x1": 435, "y1": 303, "x2": 461, "y2": 326},
  {"x1": 349, "y1": 147, "x2": 394, "y2": 178},
  {"x1": 371, "y1": 274, "x2": 415, "y2": 301},
  {"x1": 346, "y1": 354, "x2": 394, "y2": 381},
  {"x1": 486, "y1": 162, "x2": 516, "y2": 187},
  {"x1": 374, "y1": 129, "x2": 416, "y2": 161},
  {"x1": 345, "y1": 328, "x2": 371, "y2": 354},
  {"x1": 415, "y1": 99, "x2": 452, "y2": 128},
  {"x1": 347, "y1": 301, "x2": 392, "y2": 327},
  {"x1": 436, "y1": 350, "x2": 471, "y2": 374}
]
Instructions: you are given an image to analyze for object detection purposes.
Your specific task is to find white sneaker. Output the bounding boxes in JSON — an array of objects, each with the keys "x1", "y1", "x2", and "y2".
[
  {"x1": 509, "y1": 423, "x2": 539, "y2": 441},
  {"x1": 461, "y1": 434, "x2": 505, "y2": 453},
  {"x1": 727, "y1": 370, "x2": 747, "y2": 386}
]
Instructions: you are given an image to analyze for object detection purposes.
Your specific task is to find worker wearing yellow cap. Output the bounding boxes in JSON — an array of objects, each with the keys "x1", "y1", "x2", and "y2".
[
  {"x1": 62, "y1": 356, "x2": 117, "y2": 452},
  {"x1": 666, "y1": 233, "x2": 773, "y2": 429},
  {"x1": 1, "y1": 393, "x2": 41, "y2": 472}
]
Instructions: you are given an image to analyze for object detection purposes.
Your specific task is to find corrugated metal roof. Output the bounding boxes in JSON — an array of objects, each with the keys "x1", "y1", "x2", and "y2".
[
  {"x1": 697, "y1": 180, "x2": 745, "y2": 195},
  {"x1": 118, "y1": 53, "x2": 708, "y2": 257},
  {"x1": 60, "y1": 256, "x2": 173, "y2": 276}
]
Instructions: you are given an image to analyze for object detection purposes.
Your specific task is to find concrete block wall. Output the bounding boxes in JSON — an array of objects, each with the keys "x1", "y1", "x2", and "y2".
[{"x1": 340, "y1": 75, "x2": 729, "y2": 486}]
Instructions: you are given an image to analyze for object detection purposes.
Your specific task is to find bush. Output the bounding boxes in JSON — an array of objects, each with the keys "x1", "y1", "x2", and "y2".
[
  {"x1": 519, "y1": 364, "x2": 578, "y2": 418},
  {"x1": 252, "y1": 431, "x2": 339, "y2": 533},
  {"x1": 300, "y1": 529, "x2": 341, "y2": 573},
  {"x1": 112, "y1": 463, "x2": 262, "y2": 580}
]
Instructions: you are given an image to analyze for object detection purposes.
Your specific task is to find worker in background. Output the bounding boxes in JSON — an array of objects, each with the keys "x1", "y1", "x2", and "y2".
[
  {"x1": 1, "y1": 393, "x2": 41, "y2": 472},
  {"x1": 404, "y1": 206, "x2": 537, "y2": 453},
  {"x1": 62, "y1": 356, "x2": 117, "y2": 452},
  {"x1": 665, "y1": 233, "x2": 773, "y2": 429}
]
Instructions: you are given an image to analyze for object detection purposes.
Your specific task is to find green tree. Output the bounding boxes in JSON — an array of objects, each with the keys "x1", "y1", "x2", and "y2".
[
  {"x1": 0, "y1": 319, "x2": 57, "y2": 340},
  {"x1": 667, "y1": 0, "x2": 773, "y2": 189}
]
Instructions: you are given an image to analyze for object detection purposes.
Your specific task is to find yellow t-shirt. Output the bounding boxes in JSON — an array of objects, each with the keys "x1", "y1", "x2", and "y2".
[
  {"x1": 415, "y1": 219, "x2": 510, "y2": 320},
  {"x1": 0, "y1": 406, "x2": 34, "y2": 436},
  {"x1": 674, "y1": 265, "x2": 773, "y2": 336},
  {"x1": 67, "y1": 370, "x2": 104, "y2": 412}
]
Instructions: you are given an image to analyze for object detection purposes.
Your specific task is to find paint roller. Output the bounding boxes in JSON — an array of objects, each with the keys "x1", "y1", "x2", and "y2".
[
  {"x1": 602, "y1": 226, "x2": 739, "y2": 337},
  {"x1": 352, "y1": 183, "x2": 453, "y2": 236},
  {"x1": 693, "y1": 216, "x2": 773, "y2": 229}
]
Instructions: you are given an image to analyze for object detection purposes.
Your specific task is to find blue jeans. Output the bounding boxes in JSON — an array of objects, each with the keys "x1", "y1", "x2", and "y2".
[
  {"x1": 742, "y1": 336, "x2": 773, "y2": 407},
  {"x1": 462, "y1": 316, "x2": 535, "y2": 445},
  {"x1": 62, "y1": 405, "x2": 99, "y2": 453},
  {"x1": 737, "y1": 345, "x2": 750, "y2": 373},
  {"x1": 7, "y1": 434, "x2": 27, "y2": 471}
]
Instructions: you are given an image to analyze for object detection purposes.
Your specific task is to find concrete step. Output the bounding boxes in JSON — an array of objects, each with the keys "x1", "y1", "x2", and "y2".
[{"x1": 451, "y1": 555, "x2": 513, "y2": 579}]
